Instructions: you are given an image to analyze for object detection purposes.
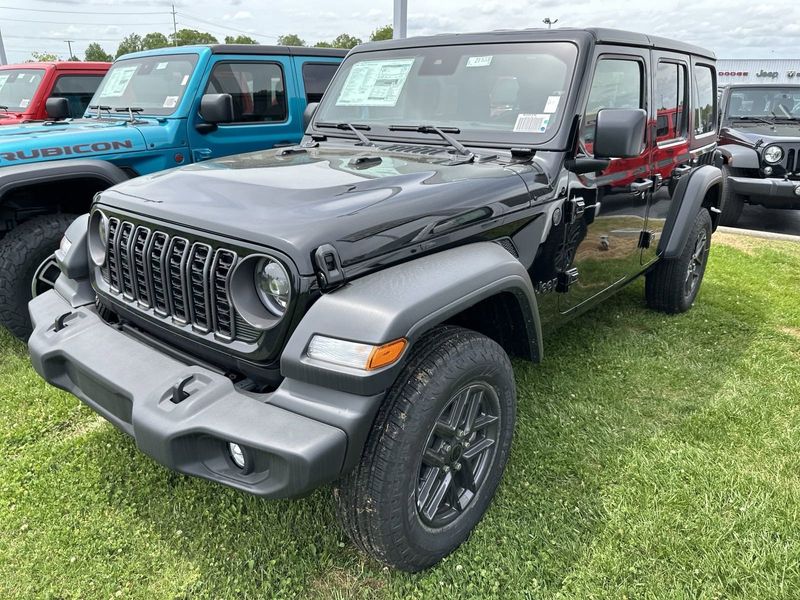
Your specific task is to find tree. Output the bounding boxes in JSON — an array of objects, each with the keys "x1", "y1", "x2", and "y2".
[
  {"x1": 68, "y1": 56, "x2": 81, "y2": 62},
  {"x1": 116, "y1": 33, "x2": 143, "y2": 58},
  {"x1": 277, "y1": 34, "x2": 305, "y2": 47},
  {"x1": 142, "y1": 32, "x2": 170, "y2": 50},
  {"x1": 331, "y1": 34, "x2": 362, "y2": 49},
  {"x1": 370, "y1": 25, "x2": 393, "y2": 41},
  {"x1": 225, "y1": 35, "x2": 258, "y2": 44},
  {"x1": 171, "y1": 29, "x2": 218, "y2": 46},
  {"x1": 85, "y1": 43, "x2": 113, "y2": 62},
  {"x1": 313, "y1": 41, "x2": 333, "y2": 48},
  {"x1": 29, "y1": 51, "x2": 59, "y2": 62}
]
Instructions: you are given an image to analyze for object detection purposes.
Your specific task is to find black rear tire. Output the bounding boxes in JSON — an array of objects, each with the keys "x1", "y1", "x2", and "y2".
[
  {"x1": 334, "y1": 326, "x2": 516, "y2": 572},
  {"x1": 645, "y1": 209, "x2": 712, "y2": 314},
  {"x1": 719, "y1": 165, "x2": 745, "y2": 227},
  {"x1": 0, "y1": 213, "x2": 78, "y2": 339}
]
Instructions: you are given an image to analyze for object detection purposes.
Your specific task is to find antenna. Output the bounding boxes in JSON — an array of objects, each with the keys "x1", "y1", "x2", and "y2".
[
  {"x1": 172, "y1": 4, "x2": 178, "y2": 46},
  {"x1": 542, "y1": 17, "x2": 559, "y2": 29},
  {"x1": 393, "y1": 0, "x2": 407, "y2": 39},
  {"x1": 65, "y1": 39, "x2": 74, "y2": 60}
]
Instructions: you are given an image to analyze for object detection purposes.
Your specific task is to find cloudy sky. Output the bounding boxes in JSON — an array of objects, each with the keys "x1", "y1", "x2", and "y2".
[{"x1": 1, "y1": 0, "x2": 799, "y2": 63}]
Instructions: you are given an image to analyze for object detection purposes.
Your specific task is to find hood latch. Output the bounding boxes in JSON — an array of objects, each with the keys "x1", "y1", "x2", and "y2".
[{"x1": 314, "y1": 244, "x2": 346, "y2": 290}]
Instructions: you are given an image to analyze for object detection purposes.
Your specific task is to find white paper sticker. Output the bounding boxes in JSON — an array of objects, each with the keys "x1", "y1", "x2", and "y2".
[
  {"x1": 101, "y1": 65, "x2": 138, "y2": 98},
  {"x1": 19, "y1": 98, "x2": 30, "y2": 108},
  {"x1": 181, "y1": 74, "x2": 189, "y2": 86},
  {"x1": 163, "y1": 96, "x2": 179, "y2": 109},
  {"x1": 335, "y1": 58, "x2": 415, "y2": 107},
  {"x1": 466, "y1": 56, "x2": 493, "y2": 68},
  {"x1": 0, "y1": 75, "x2": 9, "y2": 90},
  {"x1": 513, "y1": 113, "x2": 550, "y2": 133},
  {"x1": 544, "y1": 95, "x2": 560, "y2": 113},
  {"x1": 156, "y1": 62, "x2": 168, "y2": 70}
]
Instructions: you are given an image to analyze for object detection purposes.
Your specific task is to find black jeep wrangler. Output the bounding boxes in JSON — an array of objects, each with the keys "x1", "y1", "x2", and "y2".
[
  {"x1": 28, "y1": 28, "x2": 722, "y2": 572},
  {"x1": 718, "y1": 84, "x2": 800, "y2": 225}
]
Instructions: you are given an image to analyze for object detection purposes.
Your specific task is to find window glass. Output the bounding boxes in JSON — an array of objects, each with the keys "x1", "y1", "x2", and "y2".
[
  {"x1": 0, "y1": 69, "x2": 44, "y2": 111},
  {"x1": 206, "y1": 62, "x2": 287, "y2": 123},
  {"x1": 693, "y1": 64, "x2": 715, "y2": 135},
  {"x1": 302, "y1": 63, "x2": 339, "y2": 103},
  {"x1": 655, "y1": 62, "x2": 687, "y2": 142},
  {"x1": 51, "y1": 75, "x2": 105, "y2": 118},
  {"x1": 724, "y1": 86, "x2": 800, "y2": 120},
  {"x1": 580, "y1": 59, "x2": 643, "y2": 152}
]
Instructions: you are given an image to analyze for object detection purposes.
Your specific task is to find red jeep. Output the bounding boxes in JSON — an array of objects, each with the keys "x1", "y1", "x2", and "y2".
[{"x1": 0, "y1": 62, "x2": 110, "y2": 124}]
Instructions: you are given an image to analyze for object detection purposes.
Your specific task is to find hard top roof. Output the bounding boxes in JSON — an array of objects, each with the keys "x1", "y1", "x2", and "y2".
[
  {"x1": 117, "y1": 44, "x2": 347, "y2": 61},
  {"x1": 0, "y1": 61, "x2": 110, "y2": 70},
  {"x1": 350, "y1": 27, "x2": 715, "y2": 60}
]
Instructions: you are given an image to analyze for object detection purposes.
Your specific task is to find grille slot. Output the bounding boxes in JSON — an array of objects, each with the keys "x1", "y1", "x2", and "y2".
[
  {"x1": 382, "y1": 143, "x2": 450, "y2": 156},
  {"x1": 99, "y1": 219, "x2": 253, "y2": 342}
]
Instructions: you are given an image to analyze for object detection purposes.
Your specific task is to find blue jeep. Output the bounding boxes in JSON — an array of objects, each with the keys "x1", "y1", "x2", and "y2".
[{"x1": 0, "y1": 43, "x2": 345, "y2": 337}]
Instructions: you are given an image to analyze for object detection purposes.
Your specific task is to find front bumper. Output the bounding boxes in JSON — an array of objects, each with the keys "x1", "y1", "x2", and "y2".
[
  {"x1": 28, "y1": 290, "x2": 372, "y2": 498},
  {"x1": 728, "y1": 176, "x2": 800, "y2": 209}
]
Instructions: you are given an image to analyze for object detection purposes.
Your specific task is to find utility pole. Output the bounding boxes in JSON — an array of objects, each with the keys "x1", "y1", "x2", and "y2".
[
  {"x1": 393, "y1": 0, "x2": 407, "y2": 39},
  {"x1": 65, "y1": 40, "x2": 74, "y2": 60},
  {"x1": 542, "y1": 17, "x2": 558, "y2": 29},
  {"x1": 171, "y1": 4, "x2": 178, "y2": 46},
  {"x1": 0, "y1": 29, "x2": 7, "y2": 66}
]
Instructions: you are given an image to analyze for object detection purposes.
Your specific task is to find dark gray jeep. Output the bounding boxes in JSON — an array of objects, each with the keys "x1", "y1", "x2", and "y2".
[
  {"x1": 717, "y1": 84, "x2": 800, "y2": 225},
  {"x1": 27, "y1": 28, "x2": 722, "y2": 571}
]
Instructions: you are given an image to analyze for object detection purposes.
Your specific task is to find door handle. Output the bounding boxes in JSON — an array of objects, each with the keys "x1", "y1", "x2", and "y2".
[{"x1": 630, "y1": 179, "x2": 654, "y2": 193}]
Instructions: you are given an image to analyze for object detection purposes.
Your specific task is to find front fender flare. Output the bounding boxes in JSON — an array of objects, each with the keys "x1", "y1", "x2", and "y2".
[
  {"x1": 0, "y1": 159, "x2": 129, "y2": 200},
  {"x1": 717, "y1": 144, "x2": 759, "y2": 170},
  {"x1": 282, "y1": 242, "x2": 541, "y2": 396}
]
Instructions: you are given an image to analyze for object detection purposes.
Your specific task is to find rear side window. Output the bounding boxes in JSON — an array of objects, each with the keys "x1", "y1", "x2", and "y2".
[
  {"x1": 655, "y1": 62, "x2": 688, "y2": 142},
  {"x1": 51, "y1": 75, "x2": 105, "y2": 118},
  {"x1": 302, "y1": 63, "x2": 339, "y2": 103},
  {"x1": 693, "y1": 64, "x2": 716, "y2": 136},
  {"x1": 580, "y1": 58, "x2": 643, "y2": 153},
  {"x1": 206, "y1": 62, "x2": 287, "y2": 123}
]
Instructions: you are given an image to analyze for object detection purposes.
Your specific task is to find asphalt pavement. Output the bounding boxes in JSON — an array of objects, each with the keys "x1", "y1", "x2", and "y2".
[{"x1": 733, "y1": 204, "x2": 800, "y2": 237}]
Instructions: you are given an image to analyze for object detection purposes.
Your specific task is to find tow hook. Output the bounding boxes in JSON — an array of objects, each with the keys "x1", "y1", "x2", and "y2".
[
  {"x1": 171, "y1": 375, "x2": 194, "y2": 404},
  {"x1": 53, "y1": 311, "x2": 72, "y2": 332}
]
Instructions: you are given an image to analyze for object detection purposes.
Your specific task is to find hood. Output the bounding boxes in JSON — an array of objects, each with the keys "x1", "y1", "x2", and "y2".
[
  {"x1": 721, "y1": 121, "x2": 800, "y2": 147},
  {"x1": 0, "y1": 118, "x2": 148, "y2": 166},
  {"x1": 101, "y1": 145, "x2": 536, "y2": 275},
  {"x1": 0, "y1": 112, "x2": 34, "y2": 126}
]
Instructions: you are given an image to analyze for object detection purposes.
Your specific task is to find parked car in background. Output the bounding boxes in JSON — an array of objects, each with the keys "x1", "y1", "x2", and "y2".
[
  {"x1": 0, "y1": 44, "x2": 345, "y2": 338},
  {"x1": 0, "y1": 62, "x2": 110, "y2": 125},
  {"x1": 28, "y1": 28, "x2": 722, "y2": 571},
  {"x1": 717, "y1": 84, "x2": 800, "y2": 225}
]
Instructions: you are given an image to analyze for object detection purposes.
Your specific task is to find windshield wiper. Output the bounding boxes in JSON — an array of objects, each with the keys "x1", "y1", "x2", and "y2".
[
  {"x1": 88, "y1": 104, "x2": 112, "y2": 119},
  {"x1": 734, "y1": 116, "x2": 776, "y2": 126},
  {"x1": 115, "y1": 106, "x2": 145, "y2": 122},
  {"x1": 315, "y1": 121, "x2": 375, "y2": 146},
  {"x1": 388, "y1": 124, "x2": 474, "y2": 160}
]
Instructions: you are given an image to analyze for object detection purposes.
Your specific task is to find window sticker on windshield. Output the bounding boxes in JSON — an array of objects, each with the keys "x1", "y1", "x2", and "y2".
[
  {"x1": 156, "y1": 62, "x2": 168, "y2": 70},
  {"x1": 102, "y1": 66, "x2": 138, "y2": 98},
  {"x1": 181, "y1": 74, "x2": 189, "y2": 86},
  {"x1": 20, "y1": 99, "x2": 30, "y2": 108},
  {"x1": 335, "y1": 58, "x2": 415, "y2": 107},
  {"x1": 163, "y1": 96, "x2": 179, "y2": 109},
  {"x1": 466, "y1": 56, "x2": 493, "y2": 68},
  {"x1": 0, "y1": 75, "x2": 9, "y2": 90},
  {"x1": 544, "y1": 95, "x2": 560, "y2": 113},
  {"x1": 514, "y1": 113, "x2": 550, "y2": 133}
]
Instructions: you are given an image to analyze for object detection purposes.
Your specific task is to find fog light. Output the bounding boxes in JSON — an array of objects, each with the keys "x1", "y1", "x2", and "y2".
[
  {"x1": 763, "y1": 166, "x2": 773, "y2": 175},
  {"x1": 228, "y1": 442, "x2": 246, "y2": 469},
  {"x1": 794, "y1": 186, "x2": 800, "y2": 197}
]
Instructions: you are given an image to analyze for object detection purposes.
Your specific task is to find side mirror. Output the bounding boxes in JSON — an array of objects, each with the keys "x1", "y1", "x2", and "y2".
[
  {"x1": 199, "y1": 93, "x2": 234, "y2": 124},
  {"x1": 593, "y1": 108, "x2": 647, "y2": 159},
  {"x1": 303, "y1": 102, "x2": 319, "y2": 132},
  {"x1": 45, "y1": 97, "x2": 70, "y2": 121}
]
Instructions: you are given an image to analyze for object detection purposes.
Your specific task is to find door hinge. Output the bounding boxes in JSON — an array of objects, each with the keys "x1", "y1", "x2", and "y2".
[
  {"x1": 565, "y1": 197, "x2": 586, "y2": 224},
  {"x1": 314, "y1": 244, "x2": 345, "y2": 289},
  {"x1": 556, "y1": 267, "x2": 579, "y2": 293},
  {"x1": 638, "y1": 230, "x2": 654, "y2": 249}
]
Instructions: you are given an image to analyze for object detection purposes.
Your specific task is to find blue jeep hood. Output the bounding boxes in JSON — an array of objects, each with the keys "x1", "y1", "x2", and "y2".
[{"x1": 0, "y1": 118, "x2": 148, "y2": 166}]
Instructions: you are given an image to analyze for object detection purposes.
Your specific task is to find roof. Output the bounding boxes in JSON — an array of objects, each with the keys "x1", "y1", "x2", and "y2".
[
  {"x1": 721, "y1": 83, "x2": 800, "y2": 88},
  {"x1": 350, "y1": 27, "x2": 715, "y2": 60},
  {"x1": 117, "y1": 44, "x2": 347, "y2": 61},
  {"x1": 0, "y1": 61, "x2": 110, "y2": 70}
]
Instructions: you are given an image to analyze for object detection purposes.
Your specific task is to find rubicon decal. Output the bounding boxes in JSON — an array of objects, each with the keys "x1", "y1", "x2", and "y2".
[{"x1": 1, "y1": 140, "x2": 134, "y2": 162}]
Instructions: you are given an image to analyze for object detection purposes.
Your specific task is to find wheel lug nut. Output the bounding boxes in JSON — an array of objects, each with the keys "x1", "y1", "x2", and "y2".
[
  {"x1": 454, "y1": 463, "x2": 462, "y2": 471},
  {"x1": 443, "y1": 465, "x2": 450, "y2": 473}
]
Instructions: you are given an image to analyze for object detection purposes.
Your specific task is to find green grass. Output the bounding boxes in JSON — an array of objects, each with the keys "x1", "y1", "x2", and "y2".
[{"x1": 1, "y1": 232, "x2": 800, "y2": 599}]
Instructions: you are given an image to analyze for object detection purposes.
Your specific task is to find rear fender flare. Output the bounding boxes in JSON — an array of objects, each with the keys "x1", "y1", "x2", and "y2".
[{"x1": 0, "y1": 159, "x2": 130, "y2": 201}]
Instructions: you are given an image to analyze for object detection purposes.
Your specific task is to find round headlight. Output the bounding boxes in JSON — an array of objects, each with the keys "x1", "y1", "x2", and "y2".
[
  {"x1": 764, "y1": 145, "x2": 784, "y2": 164},
  {"x1": 89, "y1": 210, "x2": 109, "y2": 266},
  {"x1": 254, "y1": 258, "x2": 290, "y2": 316}
]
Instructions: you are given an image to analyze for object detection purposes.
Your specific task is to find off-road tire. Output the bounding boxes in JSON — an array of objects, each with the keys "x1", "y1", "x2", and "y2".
[
  {"x1": 719, "y1": 164, "x2": 745, "y2": 227},
  {"x1": 334, "y1": 326, "x2": 516, "y2": 572},
  {"x1": 0, "y1": 213, "x2": 78, "y2": 339},
  {"x1": 645, "y1": 208, "x2": 712, "y2": 314}
]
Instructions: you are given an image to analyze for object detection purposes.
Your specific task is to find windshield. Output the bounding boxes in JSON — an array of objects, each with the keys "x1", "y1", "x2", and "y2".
[
  {"x1": 89, "y1": 54, "x2": 198, "y2": 116},
  {"x1": 0, "y1": 69, "x2": 45, "y2": 113},
  {"x1": 726, "y1": 87, "x2": 800, "y2": 120},
  {"x1": 314, "y1": 42, "x2": 578, "y2": 146}
]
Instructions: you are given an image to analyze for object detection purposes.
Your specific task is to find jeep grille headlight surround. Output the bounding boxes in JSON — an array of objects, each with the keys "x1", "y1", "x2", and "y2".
[
  {"x1": 254, "y1": 257, "x2": 290, "y2": 316},
  {"x1": 88, "y1": 210, "x2": 109, "y2": 266},
  {"x1": 229, "y1": 253, "x2": 293, "y2": 330},
  {"x1": 763, "y1": 145, "x2": 784, "y2": 164}
]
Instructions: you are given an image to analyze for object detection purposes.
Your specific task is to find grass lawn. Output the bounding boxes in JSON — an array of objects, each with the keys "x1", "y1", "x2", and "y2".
[{"x1": 1, "y1": 232, "x2": 799, "y2": 599}]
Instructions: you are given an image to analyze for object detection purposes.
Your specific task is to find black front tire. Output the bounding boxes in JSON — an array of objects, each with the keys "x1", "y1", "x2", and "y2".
[
  {"x1": 719, "y1": 165, "x2": 746, "y2": 227},
  {"x1": 645, "y1": 209, "x2": 712, "y2": 314},
  {"x1": 334, "y1": 326, "x2": 516, "y2": 572},
  {"x1": 0, "y1": 213, "x2": 78, "y2": 339}
]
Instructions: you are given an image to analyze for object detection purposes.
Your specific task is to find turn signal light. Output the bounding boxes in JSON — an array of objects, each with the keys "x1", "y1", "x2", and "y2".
[{"x1": 367, "y1": 339, "x2": 407, "y2": 370}]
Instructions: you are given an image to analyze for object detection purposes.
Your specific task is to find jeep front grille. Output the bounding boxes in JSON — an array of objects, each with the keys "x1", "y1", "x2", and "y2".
[{"x1": 101, "y1": 217, "x2": 256, "y2": 342}]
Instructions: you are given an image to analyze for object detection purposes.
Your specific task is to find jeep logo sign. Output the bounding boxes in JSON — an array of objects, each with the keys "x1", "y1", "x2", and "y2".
[{"x1": 0, "y1": 140, "x2": 134, "y2": 162}]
